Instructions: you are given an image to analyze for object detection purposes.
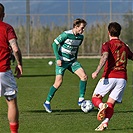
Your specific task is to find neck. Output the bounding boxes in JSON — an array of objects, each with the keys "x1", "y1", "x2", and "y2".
[
  {"x1": 72, "y1": 29, "x2": 77, "y2": 35},
  {"x1": 0, "y1": 17, "x2": 3, "y2": 21},
  {"x1": 110, "y1": 36, "x2": 119, "y2": 40}
]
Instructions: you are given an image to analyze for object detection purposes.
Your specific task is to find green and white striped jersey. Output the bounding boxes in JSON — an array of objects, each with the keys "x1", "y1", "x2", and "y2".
[{"x1": 54, "y1": 30, "x2": 84, "y2": 61}]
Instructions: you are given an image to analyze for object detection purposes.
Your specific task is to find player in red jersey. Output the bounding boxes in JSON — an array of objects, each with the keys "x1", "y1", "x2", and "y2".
[
  {"x1": 91, "y1": 22, "x2": 133, "y2": 131},
  {"x1": 0, "y1": 3, "x2": 23, "y2": 133}
]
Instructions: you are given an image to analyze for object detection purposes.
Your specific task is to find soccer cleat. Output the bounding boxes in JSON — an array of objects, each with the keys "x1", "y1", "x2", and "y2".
[
  {"x1": 97, "y1": 103, "x2": 108, "y2": 121},
  {"x1": 95, "y1": 122, "x2": 108, "y2": 131},
  {"x1": 78, "y1": 99, "x2": 85, "y2": 106},
  {"x1": 43, "y1": 103, "x2": 52, "y2": 113}
]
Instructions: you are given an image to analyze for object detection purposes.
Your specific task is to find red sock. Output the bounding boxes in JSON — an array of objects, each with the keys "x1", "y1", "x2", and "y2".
[
  {"x1": 92, "y1": 97, "x2": 102, "y2": 108},
  {"x1": 10, "y1": 122, "x2": 19, "y2": 133},
  {"x1": 105, "y1": 102, "x2": 114, "y2": 119}
]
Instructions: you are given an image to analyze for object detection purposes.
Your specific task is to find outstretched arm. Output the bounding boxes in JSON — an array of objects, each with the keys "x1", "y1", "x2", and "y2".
[
  {"x1": 92, "y1": 52, "x2": 108, "y2": 79},
  {"x1": 9, "y1": 38, "x2": 23, "y2": 78},
  {"x1": 52, "y1": 42, "x2": 62, "y2": 66}
]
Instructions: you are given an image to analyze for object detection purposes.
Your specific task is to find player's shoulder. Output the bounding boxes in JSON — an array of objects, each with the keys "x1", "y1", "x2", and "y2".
[
  {"x1": 1, "y1": 21, "x2": 13, "y2": 28},
  {"x1": 64, "y1": 30, "x2": 73, "y2": 34},
  {"x1": 102, "y1": 41, "x2": 109, "y2": 46},
  {"x1": 61, "y1": 30, "x2": 73, "y2": 38}
]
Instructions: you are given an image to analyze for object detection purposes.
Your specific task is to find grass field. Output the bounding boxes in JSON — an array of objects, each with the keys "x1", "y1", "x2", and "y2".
[{"x1": 0, "y1": 58, "x2": 133, "y2": 133}]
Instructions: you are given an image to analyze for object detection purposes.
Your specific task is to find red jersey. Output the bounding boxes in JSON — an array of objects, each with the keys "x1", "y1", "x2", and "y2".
[
  {"x1": 0, "y1": 21, "x2": 17, "y2": 72},
  {"x1": 101, "y1": 39, "x2": 133, "y2": 80}
]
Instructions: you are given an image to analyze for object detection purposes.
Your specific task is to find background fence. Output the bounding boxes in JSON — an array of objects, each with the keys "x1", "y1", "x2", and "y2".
[{"x1": 2, "y1": 0, "x2": 133, "y2": 57}]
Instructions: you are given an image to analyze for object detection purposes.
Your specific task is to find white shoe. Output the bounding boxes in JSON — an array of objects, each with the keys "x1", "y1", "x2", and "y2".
[{"x1": 95, "y1": 122, "x2": 108, "y2": 131}]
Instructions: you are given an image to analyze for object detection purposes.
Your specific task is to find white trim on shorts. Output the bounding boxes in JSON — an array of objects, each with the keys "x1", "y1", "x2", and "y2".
[{"x1": 93, "y1": 78, "x2": 126, "y2": 103}]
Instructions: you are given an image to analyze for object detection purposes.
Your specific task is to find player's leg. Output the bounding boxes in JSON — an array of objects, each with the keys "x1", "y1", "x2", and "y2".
[
  {"x1": 45, "y1": 61, "x2": 67, "y2": 103},
  {"x1": 95, "y1": 97, "x2": 115, "y2": 131},
  {"x1": 103, "y1": 78, "x2": 126, "y2": 124},
  {"x1": 74, "y1": 67, "x2": 88, "y2": 106},
  {"x1": 6, "y1": 98, "x2": 19, "y2": 133},
  {"x1": 94, "y1": 78, "x2": 126, "y2": 131},
  {"x1": 46, "y1": 75, "x2": 63, "y2": 102},
  {"x1": 1, "y1": 70, "x2": 19, "y2": 133},
  {"x1": 43, "y1": 63, "x2": 66, "y2": 113},
  {"x1": 92, "y1": 78, "x2": 115, "y2": 121},
  {"x1": 43, "y1": 75, "x2": 63, "y2": 113}
]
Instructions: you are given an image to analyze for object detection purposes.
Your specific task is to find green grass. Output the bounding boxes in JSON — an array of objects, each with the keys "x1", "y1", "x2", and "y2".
[{"x1": 0, "y1": 58, "x2": 133, "y2": 133}]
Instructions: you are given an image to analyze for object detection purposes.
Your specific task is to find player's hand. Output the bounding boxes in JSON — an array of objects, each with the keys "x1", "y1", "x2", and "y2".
[
  {"x1": 56, "y1": 60, "x2": 62, "y2": 66},
  {"x1": 92, "y1": 71, "x2": 98, "y2": 79},
  {"x1": 15, "y1": 64, "x2": 23, "y2": 79}
]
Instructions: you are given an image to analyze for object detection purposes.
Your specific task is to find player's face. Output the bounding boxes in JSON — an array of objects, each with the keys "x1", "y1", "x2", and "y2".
[{"x1": 76, "y1": 23, "x2": 86, "y2": 34}]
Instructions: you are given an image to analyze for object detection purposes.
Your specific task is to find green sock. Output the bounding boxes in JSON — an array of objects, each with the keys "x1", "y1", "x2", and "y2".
[
  {"x1": 46, "y1": 86, "x2": 57, "y2": 102},
  {"x1": 79, "y1": 80, "x2": 87, "y2": 98}
]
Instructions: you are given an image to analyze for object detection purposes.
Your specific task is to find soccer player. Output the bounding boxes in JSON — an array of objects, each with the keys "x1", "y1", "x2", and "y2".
[
  {"x1": 91, "y1": 22, "x2": 133, "y2": 131},
  {"x1": 0, "y1": 3, "x2": 23, "y2": 133},
  {"x1": 43, "y1": 18, "x2": 88, "y2": 113}
]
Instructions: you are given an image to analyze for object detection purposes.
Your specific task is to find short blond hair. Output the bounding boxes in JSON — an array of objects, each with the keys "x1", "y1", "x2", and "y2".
[{"x1": 73, "y1": 18, "x2": 87, "y2": 28}]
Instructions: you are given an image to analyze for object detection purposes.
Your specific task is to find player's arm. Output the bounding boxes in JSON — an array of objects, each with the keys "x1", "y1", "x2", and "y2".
[
  {"x1": 52, "y1": 41, "x2": 62, "y2": 66},
  {"x1": 52, "y1": 42, "x2": 60, "y2": 60},
  {"x1": 92, "y1": 52, "x2": 108, "y2": 79},
  {"x1": 9, "y1": 38, "x2": 23, "y2": 78},
  {"x1": 52, "y1": 32, "x2": 67, "y2": 66},
  {"x1": 127, "y1": 45, "x2": 133, "y2": 60}
]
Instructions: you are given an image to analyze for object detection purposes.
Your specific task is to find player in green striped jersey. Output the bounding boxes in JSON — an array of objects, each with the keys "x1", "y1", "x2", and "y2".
[{"x1": 43, "y1": 18, "x2": 88, "y2": 113}]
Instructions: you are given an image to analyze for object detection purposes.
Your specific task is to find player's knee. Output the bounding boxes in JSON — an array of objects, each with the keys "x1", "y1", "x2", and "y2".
[
  {"x1": 82, "y1": 74, "x2": 88, "y2": 81},
  {"x1": 53, "y1": 81, "x2": 62, "y2": 89}
]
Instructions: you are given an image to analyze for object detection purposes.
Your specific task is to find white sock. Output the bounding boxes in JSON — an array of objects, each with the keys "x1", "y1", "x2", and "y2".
[
  {"x1": 45, "y1": 101, "x2": 50, "y2": 104},
  {"x1": 78, "y1": 97, "x2": 84, "y2": 102},
  {"x1": 102, "y1": 118, "x2": 109, "y2": 124},
  {"x1": 99, "y1": 103, "x2": 103, "y2": 109}
]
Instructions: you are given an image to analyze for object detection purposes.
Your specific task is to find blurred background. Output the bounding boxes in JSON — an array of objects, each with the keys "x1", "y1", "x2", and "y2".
[{"x1": 1, "y1": 0, "x2": 133, "y2": 57}]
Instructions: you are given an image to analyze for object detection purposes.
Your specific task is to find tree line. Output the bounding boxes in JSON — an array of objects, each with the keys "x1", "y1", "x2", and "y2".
[{"x1": 15, "y1": 13, "x2": 133, "y2": 56}]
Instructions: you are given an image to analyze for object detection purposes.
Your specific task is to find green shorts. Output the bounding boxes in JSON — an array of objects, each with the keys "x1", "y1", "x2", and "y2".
[{"x1": 56, "y1": 60, "x2": 82, "y2": 75}]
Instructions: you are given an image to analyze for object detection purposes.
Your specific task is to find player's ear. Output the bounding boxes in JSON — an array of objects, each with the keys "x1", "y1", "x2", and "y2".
[{"x1": 108, "y1": 31, "x2": 110, "y2": 36}]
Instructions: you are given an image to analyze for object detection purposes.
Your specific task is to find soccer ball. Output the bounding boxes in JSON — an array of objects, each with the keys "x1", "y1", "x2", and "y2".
[
  {"x1": 81, "y1": 100, "x2": 94, "y2": 113},
  {"x1": 48, "y1": 61, "x2": 53, "y2": 66}
]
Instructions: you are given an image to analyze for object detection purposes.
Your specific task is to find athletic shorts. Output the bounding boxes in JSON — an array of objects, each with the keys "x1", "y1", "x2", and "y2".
[
  {"x1": 93, "y1": 78, "x2": 126, "y2": 103},
  {"x1": 0, "y1": 70, "x2": 18, "y2": 100},
  {"x1": 56, "y1": 60, "x2": 82, "y2": 75}
]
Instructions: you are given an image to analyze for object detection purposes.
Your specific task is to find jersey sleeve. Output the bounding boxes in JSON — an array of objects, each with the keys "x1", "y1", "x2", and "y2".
[
  {"x1": 126, "y1": 45, "x2": 133, "y2": 60},
  {"x1": 101, "y1": 42, "x2": 109, "y2": 55},
  {"x1": 7, "y1": 25, "x2": 17, "y2": 41},
  {"x1": 52, "y1": 32, "x2": 67, "y2": 60},
  {"x1": 52, "y1": 42, "x2": 60, "y2": 60},
  {"x1": 54, "y1": 32, "x2": 67, "y2": 45}
]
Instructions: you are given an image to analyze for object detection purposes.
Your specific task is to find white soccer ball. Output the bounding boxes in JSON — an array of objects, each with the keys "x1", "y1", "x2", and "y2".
[
  {"x1": 48, "y1": 61, "x2": 53, "y2": 66},
  {"x1": 81, "y1": 100, "x2": 94, "y2": 113}
]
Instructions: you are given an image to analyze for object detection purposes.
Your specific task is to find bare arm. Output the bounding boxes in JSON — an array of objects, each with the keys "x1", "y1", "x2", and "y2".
[
  {"x1": 9, "y1": 38, "x2": 23, "y2": 78},
  {"x1": 92, "y1": 52, "x2": 108, "y2": 79}
]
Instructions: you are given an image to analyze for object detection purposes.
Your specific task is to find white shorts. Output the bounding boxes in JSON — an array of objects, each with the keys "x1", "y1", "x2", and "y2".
[
  {"x1": 0, "y1": 70, "x2": 18, "y2": 100},
  {"x1": 93, "y1": 78, "x2": 126, "y2": 103}
]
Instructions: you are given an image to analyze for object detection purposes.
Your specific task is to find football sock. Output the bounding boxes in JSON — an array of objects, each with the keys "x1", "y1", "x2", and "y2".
[
  {"x1": 99, "y1": 103, "x2": 103, "y2": 109},
  {"x1": 92, "y1": 97, "x2": 102, "y2": 108},
  {"x1": 46, "y1": 86, "x2": 57, "y2": 102},
  {"x1": 78, "y1": 97, "x2": 84, "y2": 102},
  {"x1": 79, "y1": 80, "x2": 87, "y2": 98},
  {"x1": 102, "y1": 118, "x2": 109, "y2": 124},
  {"x1": 105, "y1": 102, "x2": 114, "y2": 119},
  {"x1": 10, "y1": 122, "x2": 19, "y2": 133}
]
